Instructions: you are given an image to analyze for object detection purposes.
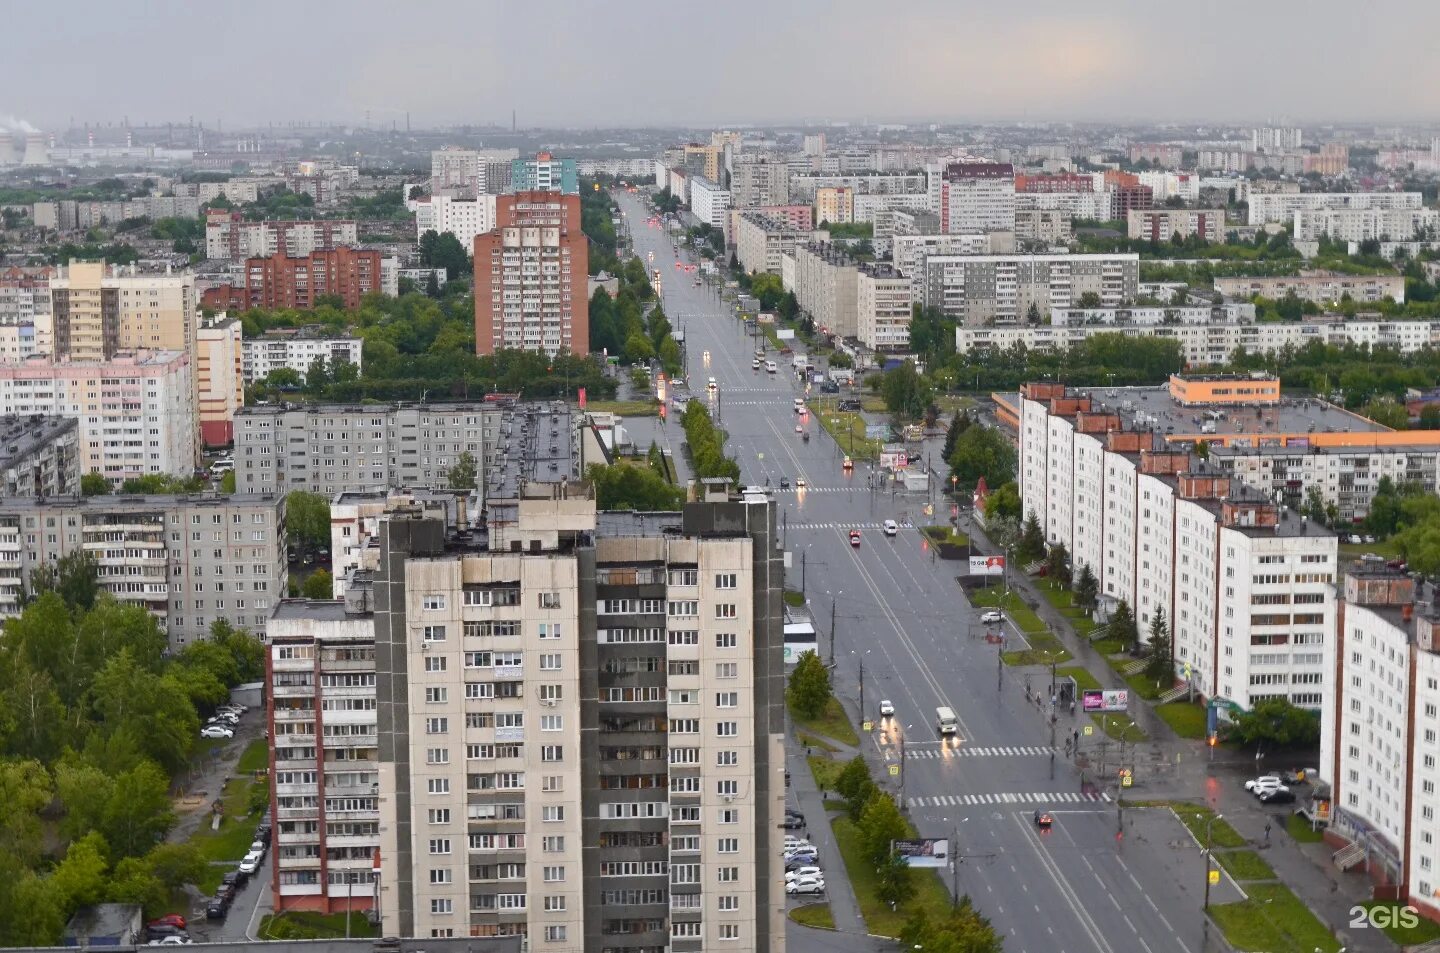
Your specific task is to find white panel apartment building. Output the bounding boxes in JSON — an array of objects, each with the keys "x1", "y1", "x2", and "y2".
[
  {"x1": 1247, "y1": 192, "x2": 1423, "y2": 226},
  {"x1": 415, "y1": 195, "x2": 499, "y2": 250},
  {"x1": 1209, "y1": 443, "x2": 1440, "y2": 525},
  {"x1": 917, "y1": 253, "x2": 1139, "y2": 326},
  {"x1": 856, "y1": 263, "x2": 912, "y2": 351},
  {"x1": 890, "y1": 233, "x2": 1015, "y2": 277},
  {"x1": 1017, "y1": 383, "x2": 1337, "y2": 710},
  {"x1": 792, "y1": 244, "x2": 858, "y2": 339},
  {"x1": 1320, "y1": 570, "x2": 1440, "y2": 925},
  {"x1": 242, "y1": 332, "x2": 364, "y2": 384},
  {"x1": 688, "y1": 176, "x2": 731, "y2": 231},
  {"x1": 1290, "y1": 208, "x2": 1440, "y2": 243},
  {"x1": 735, "y1": 214, "x2": 811, "y2": 276},
  {"x1": 0, "y1": 351, "x2": 196, "y2": 480},
  {"x1": 205, "y1": 219, "x2": 359, "y2": 260}
]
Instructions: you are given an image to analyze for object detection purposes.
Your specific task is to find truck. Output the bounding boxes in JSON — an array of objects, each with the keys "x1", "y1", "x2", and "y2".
[
  {"x1": 791, "y1": 353, "x2": 809, "y2": 370},
  {"x1": 936, "y1": 706, "x2": 958, "y2": 736}
]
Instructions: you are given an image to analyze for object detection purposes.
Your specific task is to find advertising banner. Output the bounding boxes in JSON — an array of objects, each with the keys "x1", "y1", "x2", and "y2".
[
  {"x1": 969, "y1": 555, "x2": 1005, "y2": 576},
  {"x1": 893, "y1": 838, "x2": 950, "y2": 868},
  {"x1": 1082, "y1": 689, "x2": 1130, "y2": 712}
]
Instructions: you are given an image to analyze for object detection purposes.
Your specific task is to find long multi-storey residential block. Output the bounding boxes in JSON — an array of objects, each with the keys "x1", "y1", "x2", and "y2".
[
  {"x1": 688, "y1": 176, "x2": 731, "y2": 231},
  {"x1": 0, "y1": 415, "x2": 80, "y2": 496},
  {"x1": 1290, "y1": 208, "x2": 1440, "y2": 243},
  {"x1": 416, "y1": 195, "x2": 498, "y2": 249},
  {"x1": 200, "y1": 248, "x2": 385, "y2": 312},
  {"x1": 0, "y1": 350, "x2": 197, "y2": 480},
  {"x1": 939, "y1": 162, "x2": 1016, "y2": 234},
  {"x1": 917, "y1": 253, "x2": 1139, "y2": 326},
  {"x1": 242, "y1": 329, "x2": 364, "y2": 383},
  {"x1": 50, "y1": 260, "x2": 196, "y2": 364},
  {"x1": 1009, "y1": 377, "x2": 1340, "y2": 711},
  {"x1": 1246, "y1": 191, "x2": 1423, "y2": 226},
  {"x1": 792, "y1": 244, "x2": 858, "y2": 339},
  {"x1": 1126, "y1": 208, "x2": 1225, "y2": 243},
  {"x1": 0, "y1": 492, "x2": 286, "y2": 643},
  {"x1": 735, "y1": 213, "x2": 813, "y2": 276},
  {"x1": 205, "y1": 213, "x2": 358, "y2": 260},
  {"x1": 1214, "y1": 271, "x2": 1406, "y2": 305},
  {"x1": 1319, "y1": 567, "x2": 1440, "y2": 927}
]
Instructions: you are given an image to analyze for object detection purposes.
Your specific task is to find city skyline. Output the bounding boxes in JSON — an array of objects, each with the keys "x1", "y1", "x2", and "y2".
[{"x1": 7, "y1": 0, "x2": 1440, "y2": 130}]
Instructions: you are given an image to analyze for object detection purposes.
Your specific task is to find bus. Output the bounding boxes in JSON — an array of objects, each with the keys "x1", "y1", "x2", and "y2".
[{"x1": 784, "y1": 621, "x2": 818, "y2": 666}]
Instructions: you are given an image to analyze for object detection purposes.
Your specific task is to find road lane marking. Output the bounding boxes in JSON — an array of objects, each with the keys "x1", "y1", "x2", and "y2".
[{"x1": 1012, "y1": 812, "x2": 1114, "y2": 953}]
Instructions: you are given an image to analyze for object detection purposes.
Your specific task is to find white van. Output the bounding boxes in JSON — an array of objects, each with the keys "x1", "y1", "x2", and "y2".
[
  {"x1": 935, "y1": 706, "x2": 958, "y2": 736},
  {"x1": 765, "y1": 360, "x2": 778, "y2": 374}
]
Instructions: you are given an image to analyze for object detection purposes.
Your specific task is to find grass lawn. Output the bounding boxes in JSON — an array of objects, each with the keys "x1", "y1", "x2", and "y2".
[
  {"x1": 791, "y1": 696, "x2": 859, "y2": 747},
  {"x1": 1056, "y1": 666, "x2": 1102, "y2": 691},
  {"x1": 1210, "y1": 883, "x2": 1342, "y2": 953},
  {"x1": 1124, "y1": 672, "x2": 1167, "y2": 701},
  {"x1": 859, "y1": 395, "x2": 888, "y2": 413},
  {"x1": 1090, "y1": 636, "x2": 1126, "y2": 655},
  {"x1": 798, "y1": 731, "x2": 839, "y2": 754},
  {"x1": 817, "y1": 410, "x2": 881, "y2": 459},
  {"x1": 1173, "y1": 806, "x2": 1247, "y2": 849},
  {"x1": 1285, "y1": 813, "x2": 1326, "y2": 843},
  {"x1": 1091, "y1": 713, "x2": 1147, "y2": 742},
  {"x1": 259, "y1": 911, "x2": 377, "y2": 940},
  {"x1": 1156, "y1": 701, "x2": 1209, "y2": 739},
  {"x1": 189, "y1": 773, "x2": 270, "y2": 894},
  {"x1": 784, "y1": 589, "x2": 806, "y2": 608},
  {"x1": 969, "y1": 589, "x2": 1048, "y2": 635},
  {"x1": 235, "y1": 738, "x2": 269, "y2": 774},
  {"x1": 921, "y1": 525, "x2": 970, "y2": 548},
  {"x1": 788, "y1": 903, "x2": 836, "y2": 930},
  {"x1": 587, "y1": 399, "x2": 659, "y2": 417},
  {"x1": 1339, "y1": 539, "x2": 1400, "y2": 561},
  {"x1": 1003, "y1": 631, "x2": 1072, "y2": 667},
  {"x1": 1361, "y1": 901, "x2": 1440, "y2": 946},
  {"x1": 807, "y1": 755, "x2": 843, "y2": 793},
  {"x1": 1215, "y1": 849, "x2": 1277, "y2": 881},
  {"x1": 831, "y1": 816, "x2": 955, "y2": 938}
]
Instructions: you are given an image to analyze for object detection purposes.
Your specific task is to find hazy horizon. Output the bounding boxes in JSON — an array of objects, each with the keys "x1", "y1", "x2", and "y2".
[{"x1": 7, "y1": 0, "x2": 1440, "y2": 132}]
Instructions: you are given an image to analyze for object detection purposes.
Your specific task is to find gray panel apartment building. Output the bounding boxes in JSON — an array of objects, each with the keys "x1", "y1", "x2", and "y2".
[
  {"x1": 917, "y1": 252, "x2": 1140, "y2": 326},
  {"x1": 0, "y1": 493, "x2": 287, "y2": 644},
  {"x1": 234, "y1": 403, "x2": 512, "y2": 497},
  {"x1": 0, "y1": 415, "x2": 81, "y2": 496}
]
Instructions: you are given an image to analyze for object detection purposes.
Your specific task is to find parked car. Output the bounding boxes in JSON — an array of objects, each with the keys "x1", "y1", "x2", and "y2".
[
  {"x1": 147, "y1": 916, "x2": 187, "y2": 932},
  {"x1": 980, "y1": 610, "x2": 1003, "y2": 624},
  {"x1": 145, "y1": 925, "x2": 186, "y2": 940},
  {"x1": 786, "y1": 877, "x2": 826, "y2": 895},
  {"x1": 147, "y1": 937, "x2": 191, "y2": 946},
  {"x1": 1283, "y1": 768, "x2": 1320, "y2": 785},
  {"x1": 1244, "y1": 775, "x2": 1283, "y2": 793},
  {"x1": 1258, "y1": 788, "x2": 1296, "y2": 805},
  {"x1": 785, "y1": 809, "x2": 805, "y2": 824},
  {"x1": 784, "y1": 853, "x2": 819, "y2": 872},
  {"x1": 221, "y1": 871, "x2": 241, "y2": 892},
  {"x1": 200, "y1": 725, "x2": 234, "y2": 739},
  {"x1": 779, "y1": 815, "x2": 804, "y2": 830},
  {"x1": 238, "y1": 852, "x2": 262, "y2": 875},
  {"x1": 205, "y1": 898, "x2": 228, "y2": 920},
  {"x1": 785, "y1": 866, "x2": 823, "y2": 882}
]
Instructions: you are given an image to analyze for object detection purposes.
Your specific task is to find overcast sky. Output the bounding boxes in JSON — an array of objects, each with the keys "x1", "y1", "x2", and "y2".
[{"x1": 6, "y1": 0, "x2": 1439, "y2": 131}]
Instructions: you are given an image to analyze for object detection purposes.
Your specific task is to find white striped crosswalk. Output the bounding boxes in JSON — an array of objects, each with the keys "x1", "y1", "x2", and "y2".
[
  {"x1": 783, "y1": 520, "x2": 913, "y2": 530},
  {"x1": 904, "y1": 745, "x2": 1052, "y2": 759},
  {"x1": 775, "y1": 487, "x2": 896, "y2": 495},
  {"x1": 906, "y1": 791, "x2": 1110, "y2": 808}
]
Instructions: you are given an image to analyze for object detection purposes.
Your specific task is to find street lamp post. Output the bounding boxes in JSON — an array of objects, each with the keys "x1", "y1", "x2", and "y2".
[{"x1": 1203, "y1": 814, "x2": 1225, "y2": 910}]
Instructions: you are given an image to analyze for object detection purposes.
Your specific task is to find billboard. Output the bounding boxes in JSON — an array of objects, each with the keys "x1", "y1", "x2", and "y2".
[
  {"x1": 776, "y1": 328, "x2": 795, "y2": 340},
  {"x1": 893, "y1": 838, "x2": 950, "y2": 868},
  {"x1": 1082, "y1": 689, "x2": 1130, "y2": 713},
  {"x1": 969, "y1": 555, "x2": 1005, "y2": 576}
]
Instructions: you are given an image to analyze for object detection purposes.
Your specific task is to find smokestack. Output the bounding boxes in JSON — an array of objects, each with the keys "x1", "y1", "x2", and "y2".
[{"x1": 0, "y1": 133, "x2": 15, "y2": 167}]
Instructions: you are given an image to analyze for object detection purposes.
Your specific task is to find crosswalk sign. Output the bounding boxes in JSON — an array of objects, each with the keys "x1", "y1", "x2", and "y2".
[
  {"x1": 1083, "y1": 726, "x2": 1094, "y2": 736},
  {"x1": 888, "y1": 764, "x2": 900, "y2": 777}
]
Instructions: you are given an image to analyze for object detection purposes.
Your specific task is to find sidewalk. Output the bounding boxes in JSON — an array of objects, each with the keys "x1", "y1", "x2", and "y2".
[{"x1": 787, "y1": 731, "x2": 869, "y2": 939}]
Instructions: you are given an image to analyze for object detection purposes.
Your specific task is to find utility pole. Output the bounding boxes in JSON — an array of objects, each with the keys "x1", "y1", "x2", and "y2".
[
  {"x1": 801, "y1": 551, "x2": 807, "y2": 595},
  {"x1": 1203, "y1": 813, "x2": 1224, "y2": 910},
  {"x1": 858, "y1": 659, "x2": 865, "y2": 716},
  {"x1": 950, "y1": 824, "x2": 959, "y2": 909},
  {"x1": 829, "y1": 596, "x2": 837, "y2": 665},
  {"x1": 996, "y1": 634, "x2": 1003, "y2": 690},
  {"x1": 899, "y1": 738, "x2": 907, "y2": 807}
]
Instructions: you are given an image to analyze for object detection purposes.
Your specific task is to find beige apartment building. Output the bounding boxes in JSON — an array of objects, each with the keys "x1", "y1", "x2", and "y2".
[{"x1": 49, "y1": 260, "x2": 196, "y2": 363}]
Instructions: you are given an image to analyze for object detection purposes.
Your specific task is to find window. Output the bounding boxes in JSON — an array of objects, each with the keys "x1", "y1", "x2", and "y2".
[
  {"x1": 715, "y1": 603, "x2": 737, "y2": 619},
  {"x1": 717, "y1": 750, "x2": 738, "y2": 766},
  {"x1": 717, "y1": 721, "x2": 738, "y2": 737},
  {"x1": 671, "y1": 864, "x2": 700, "y2": 884},
  {"x1": 543, "y1": 896, "x2": 566, "y2": 912},
  {"x1": 714, "y1": 572, "x2": 737, "y2": 589},
  {"x1": 542, "y1": 836, "x2": 565, "y2": 852},
  {"x1": 668, "y1": 630, "x2": 699, "y2": 646},
  {"x1": 430, "y1": 898, "x2": 452, "y2": 915},
  {"x1": 426, "y1": 748, "x2": 449, "y2": 765},
  {"x1": 668, "y1": 600, "x2": 697, "y2": 617},
  {"x1": 543, "y1": 865, "x2": 565, "y2": 882},
  {"x1": 541, "y1": 745, "x2": 564, "y2": 762},
  {"x1": 429, "y1": 839, "x2": 451, "y2": 855},
  {"x1": 541, "y1": 714, "x2": 563, "y2": 732},
  {"x1": 543, "y1": 926, "x2": 566, "y2": 943},
  {"x1": 718, "y1": 866, "x2": 739, "y2": 882},
  {"x1": 424, "y1": 656, "x2": 447, "y2": 672},
  {"x1": 538, "y1": 622, "x2": 562, "y2": 640},
  {"x1": 668, "y1": 569, "x2": 698, "y2": 586},
  {"x1": 426, "y1": 687, "x2": 448, "y2": 703},
  {"x1": 423, "y1": 594, "x2": 446, "y2": 610},
  {"x1": 719, "y1": 895, "x2": 740, "y2": 911},
  {"x1": 720, "y1": 808, "x2": 739, "y2": 824},
  {"x1": 423, "y1": 625, "x2": 447, "y2": 642},
  {"x1": 542, "y1": 805, "x2": 564, "y2": 822},
  {"x1": 718, "y1": 779, "x2": 738, "y2": 796},
  {"x1": 539, "y1": 653, "x2": 562, "y2": 670},
  {"x1": 718, "y1": 837, "x2": 739, "y2": 853},
  {"x1": 428, "y1": 778, "x2": 450, "y2": 794},
  {"x1": 720, "y1": 924, "x2": 740, "y2": 940},
  {"x1": 716, "y1": 632, "x2": 737, "y2": 649},
  {"x1": 716, "y1": 662, "x2": 738, "y2": 679},
  {"x1": 429, "y1": 868, "x2": 452, "y2": 884},
  {"x1": 542, "y1": 775, "x2": 564, "y2": 792},
  {"x1": 539, "y1": 684, "x2": 562, "y2": 702},
  {"x1": 716, "y1": 692, "x2": 738, "y2": 708},
  {"x1": 425, "y1": 718, "x2": 448, "y2": 734}
]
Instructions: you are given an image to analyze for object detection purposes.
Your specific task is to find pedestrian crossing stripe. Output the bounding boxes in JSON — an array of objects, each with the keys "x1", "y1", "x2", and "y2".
[
  {"x1": 905, "y1": 791, "x2": 1111, "y2": 808},
  {"x1": 904, "y1": 745, "x2": 1053, "y2": 759},
  {"x1": 783, "y1": 521, "x2": 915, "y2": 530},
  {"x1": 774, "y1": 487, "x2": 909, "y2": 495}
]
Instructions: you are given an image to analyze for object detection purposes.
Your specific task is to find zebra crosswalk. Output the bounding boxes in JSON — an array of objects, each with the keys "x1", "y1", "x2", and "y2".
[
  {"x1": 784, "y1": 520, "x2": 914, "y2": 530},
  {"x1": 905, "y1": 745, "x2": 1052, "y2": 759},
  {"x1": 907, "y1": 791, "x2": 1110, "y2": 809},
  {"x1": 775, "y1": 487, "x2": 886, "y2": 495}
]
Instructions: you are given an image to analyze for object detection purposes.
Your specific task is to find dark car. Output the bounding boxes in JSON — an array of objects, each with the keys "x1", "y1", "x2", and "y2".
[
  {"x1": 221, "y1": 870, "x2": 242, "y2": 891},
  {"x1": 779, "y1": 478, "x2": 791, "y2": 490},
  {"x1": 1258, "y1": 788, "x2": 1296, "y2": 804},
  {"x1": 785, "y1": 810, "x2": 806, "y2": 824},
  {"x1": 779, "y1": 816, "x2": 804, "y2": 830},
  {"x1": 206, "y1": 899, "x2": 228, "y2": 920},
  {"x1": 785, "y1": 854, "x2": 819, "y2": 871}
]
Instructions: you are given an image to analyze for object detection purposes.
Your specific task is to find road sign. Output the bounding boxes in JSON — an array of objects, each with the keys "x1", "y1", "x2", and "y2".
[
  {"x1": 888, "y1": 764, "x2": 900, "y2": 777},
  {"x1": 862, "y1": 720, "x2": 873, "y2": 732},
  {"x1": 1208, "y1": 869, "x2": 1220, "y2": 885},
  {"x1": 1122, "y1": 775, "x2": 1133, "y2": 788},
  {"x1": 1083, "y1": 726, "x2": 1094, "y2": 736}
]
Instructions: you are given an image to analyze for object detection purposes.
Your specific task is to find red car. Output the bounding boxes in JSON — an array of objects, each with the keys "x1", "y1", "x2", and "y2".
[
  {"x1": 148, "y1": 915, "x2": 188, "y2": 931},
  {"x1": 849, "y1": 530, "x2": 861, "y2": 548}
]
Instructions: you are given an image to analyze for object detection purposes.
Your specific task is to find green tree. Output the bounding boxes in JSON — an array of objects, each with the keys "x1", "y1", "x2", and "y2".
[
  {"x1": 49, "y1": 831, "x2": 111, "y2": 913},
  {"x1": 1045, "y1": 542, "x2": 1072, "y2": 587},
  {"x1": 1302, "y1": 485, "x2": 1329, "y2": 526},
  {"x1": 832, "y1": 755, "x2": 878, "y2": 819},
  {"x1": 1077, "y1": 291, "x2": 1103, "y2": 308},
  {"x1": 1109, "y1": 598, "x2": 1138, "y2": 653},
  {"x1": 284, "y1": 491, "x2": 330, "y2": 554},
  {"x1": 1361, "y1": 396, "x2": 1409, "y2": 430},
  {"x1": 874, "y1": 850, "x2": 916, "y2": 908},
  {"x1": 624, "y1": 331, "x2": 655, "y2": 365},
  {"x1": 1228, "y1": 697, "x2": 1320, "y2": 749},
  {"x1": 1144, "y1": 607, "x2": 1173, "y2": 683},
  {"x1": 941, "y1": 410, "x2": 971, "y2": 463},
  {"x1": 985, "y1": 481, "x2": 1022, "y2": 523},
  {"x1": 786, "y1": 651, "x2": 832, "y2": 719},
  {"x1": 857, "y1": 792, "x2": 908, "y2": 866},
  {"x1": 1420, "y1": 403, "x2": 1440, "y2": 428},
  {"x1": 900, "y1": 898, "x2": 1003, "y2": 953},
  {"x1": 80, "y1": 472, "x2": 110, "y2": 496},
  {"x1": 26, "y1": 550, "x2": 99, "y2": 611},
  {"x1": 881, "y1": 361, "x2": 933, "y2": 419},
  {"x1": 947, "y1": 424, "x2": 1016, "y2": 495},
  {"x1": 448, "y1": 451, "x2": 478, "y2": 491},
  {"x1": 586, "y1": 463, "x2": 683, "y2": 511},
  {"x1": 0, "y1": 759, "x2": 52, "y2": 867},
  {"x1": 1074, "y1": 563, "x2": 1098, "y2": 611},
  {"x1": 302, "y1": 570, "x2": 335, "y2": 600},
  {"x1": 1018, "y1": 512, "x2": 1045, "y2": 562},
  {"x1": 658, "y1": 335, "x2": 683, "y2": 376}
]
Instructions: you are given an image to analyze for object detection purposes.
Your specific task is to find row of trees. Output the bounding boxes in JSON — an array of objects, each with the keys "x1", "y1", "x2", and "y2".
[
  {"x1": 586, "y1": 445, "x2": 684, "y2": 512},
  {"x1": 681, "y1": 402, "x2": 741, "y2": 483},
  {"x1": 0, "y1": 553, "x2": 266, "y2": 943}
]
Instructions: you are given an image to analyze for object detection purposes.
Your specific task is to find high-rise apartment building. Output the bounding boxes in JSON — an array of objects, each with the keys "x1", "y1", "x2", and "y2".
[
  {"x1": 416, "y1": 195, "x2": 499, "y2": 250},
  {"x1": 916, "y1": 252, "x2": 1139, "y2": 326},
  {"x1": 246, "y1": 248, "x2": 384, "y2": 311},
  {"x1": 939, "y1": 163, "x2": 1015, "y2": 234},
  {"x1": 0, "y1": 415, "x2": 80, "y2": 497},
  {"x1": 814, "y1": 187, "x2": 854, "y2": 226},
  {"x1": 0, "y1": 492, "x2": 286, "y2": 643},
  {"x1": 196, "y1": 319, "x2": 244, "y2": 449},
  {"x1": 473, "y1": 192, "x2": 589, "y2": 357},
  {"x1": 50, "y1": 260, "x2": 196, "y2": 363},
  {"x1": 0, "y1": 351, "x2": 197, "y2": 480},
  {"x1": 205, "y1": 213, "x2": 359, "y2": 260},
  {"x1": 1251, "y1": 126, "x2": 1303, "y2": 153},
  {"x1": 373, "y1": 469, "x2": 785, "y2": 950},
  {"x1": 431, "y1": 148, "x2": 521, "y2": 194},
  {"x1": 510, "y1": 153, "x2": 578, "y2": 195}
]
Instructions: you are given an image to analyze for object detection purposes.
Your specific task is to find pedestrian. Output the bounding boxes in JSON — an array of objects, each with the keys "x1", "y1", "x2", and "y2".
[
  {"x1": 1070, "y1": 701, "x2": 1077, "y2": 716},
  {"x1": 1264, "y1": 822, "x2": 1271, "y2": 844}
]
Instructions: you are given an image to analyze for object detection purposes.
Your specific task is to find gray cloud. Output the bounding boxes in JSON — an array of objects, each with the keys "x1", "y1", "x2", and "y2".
[{"x1": 5, "y1": 0, "x2": 1439, "y2": 129}]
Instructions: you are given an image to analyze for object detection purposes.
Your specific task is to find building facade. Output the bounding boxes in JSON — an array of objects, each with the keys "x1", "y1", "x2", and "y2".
[
  {"x1": 814, "y1": 187, "x2": 854, "y2": 226},
  {"x1": 1246, "y1": 192, "x2": 1423, "y2": 227},
  {"x1": 1215, "y1": 272, "x2": 1406, "y2": 305},
  {"x1": 688, "y1": 177, "x2": 731, "y2": 231},
  {"x1": 0, "y1": 493, "x2": 286, "y2": 644},
  {"x1": 510, "y1": 153, "x2": 579, "y2": 195},
  {"x1": 50, "y1": 261, "x2": 196, "y2": 364},
  {"x1": 0, "y1": 350, "x2": 197, "y2": 481},
  {"x1": 917, "y1": 253, "x2": 1139, "y2": 326},
  {"x1": 856, "y1": 264, "x2": 912, "y2": 351},
  {"x1": 473, "y1": 192, "x2": 589, "y2": 357},
  {"x1": 221, "y1": 249, "x2": 385, "y2": 312},
  {"x1": 792, "y1": 244, "x2": 858, "y2": 339},
  {"x1": 205, "y1": 214, "x2": 359, "y2": 260},
  {"x1": 734, "y1": 214, "x2": 811, "y2": 276},
  {"x1": 417, "y1": 195, "x2": 499, "y2": 249},
  {"x1": 197, "y1": 319, "x2": 244, "y2": 449},
  {"x1": 939, "y1": 163, "x2": 1016, "y2": 234},
  {"x1": 1126, "y1": 209, "x2": 1225, "y2": 243},
  {"x1": 0, "y1": 415, "x2": 80, "y2": 496},
  {"x1": 243, "y1": 330, "x2": 364, "y2": 384},
  {"x1": 1290, "y1": 208, "x2": 1440, "y2": 243}
]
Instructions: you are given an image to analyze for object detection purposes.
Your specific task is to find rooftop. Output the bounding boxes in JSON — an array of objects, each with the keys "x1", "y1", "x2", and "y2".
[
  {"x1": 1077, "y1": 384, "x2": 1386, "y2": 443},
  {"x1": 270, "y1": 598, "x2": 365, "y2": 622},
  {"x1": 0, "y1": 492, "x2": 282, "y2": 510},
  {"x1": 0, "y1": 414, "x2": 75, "y2": 465}
]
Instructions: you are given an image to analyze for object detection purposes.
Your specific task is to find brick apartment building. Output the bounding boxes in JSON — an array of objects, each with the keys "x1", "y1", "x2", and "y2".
[
  {"x1": 201, "y1": 248, "x2": 383, "y2": 311},
  {"x1": 473, "y1": 191, "x2": 588, "y2": 356}
]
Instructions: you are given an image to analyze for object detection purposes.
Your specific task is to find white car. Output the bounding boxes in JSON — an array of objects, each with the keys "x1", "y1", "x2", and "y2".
[
  {"x1": 796, "y1": 477, "x2": 807, "y2": 489},
  {"x1": 147, "y1": 938, "x2": 191, "y2": 946},
  {"x1": 250, "y1": 840, "x2": 267, "y2": 857},
  {"x1": 883, "y1": 519, "x2": 898, "y2": 536},
  {"x1": 785, "y1": 866, "x2": 823, "y2": 882},
  {"x1": 238, "y1": 852, "x2": 262, "y2": 875},
  {"x1": 793, "y1": 398, "x2": 806, "y2": 413},
  {"x1": 1244, "y1": 775, "x2": 1284, "y2": 793},
  {"x1": 786, "y1": 877, "x2": 826, "y2": 895},
  {"x1": 782, "y1": 836, "x2": 812, "y2": 850},
  {"x1": 707, "y1": 377, "x2": 718, "y2": 390},
  {"x1": 200, "y1": 725, "x2": 234, "y2": 739},
  {"x1": 879, "y1": 700, "x2": 895, "y2": 717},
  {"x1": 980, "y1": 610, "x2": 1003, "y2": 624}
]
